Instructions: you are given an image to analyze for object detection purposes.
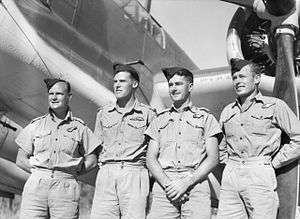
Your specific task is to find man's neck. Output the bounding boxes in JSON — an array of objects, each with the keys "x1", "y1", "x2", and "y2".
[
  {"x1": 116, "y1": 95, "x2": 136, "y2": 111},
  {"x1": 51, "y1": 108, "x2": 68, "y2": 121},
  {"x1": 238, "y1": 89, "x2": 259, "y2": 107},
  {"x1": 173, "y1": 97, "x2": 191, "y2": 112}
]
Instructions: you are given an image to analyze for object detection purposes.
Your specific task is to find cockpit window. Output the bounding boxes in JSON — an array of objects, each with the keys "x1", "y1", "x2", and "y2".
[{"x1": 114, "y1": 0, "x2": 166, "y2": 49}]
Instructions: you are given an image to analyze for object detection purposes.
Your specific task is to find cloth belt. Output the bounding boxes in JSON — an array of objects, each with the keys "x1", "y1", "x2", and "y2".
[
  {"x1": 31, "y1": 168, "x2": 76, "y2": 179},
  {"x1": 99, "y1": 161, "x2": 145, "y2": 169},
  {"x1": 228, "y1": 156, "x2": 272, "y2": 166}
]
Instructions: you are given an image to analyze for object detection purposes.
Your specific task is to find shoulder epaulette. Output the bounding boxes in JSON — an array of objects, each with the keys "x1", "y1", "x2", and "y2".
[
  {"x1": 198, "y1": 107, "x2": 210, "y2": 113},
  {"x1": 157, "y1": 108, "x2": 170, "y2": 117},
  {"x1": 258, "y1": 96, "x2": 277, "y2": 109},
  {"x1": 262, "y1": 102, "x2": 276, "y2": 109},
  {"x1": 139, "y1": 103, "x2": 157, "y2": 113},
  {"x1": 72, "y1": 117, "x2": 86, "y2": 125},
  {"x1": 97, "y1": 106, "x2": 103, "y2": 112},
  {"x1": 102, "y1": 102, "x2": 116, "y2": 111},
  {"x1": 30, "y1": 114, "x2": 47, "y2": 124},
  {"x1": 191, "y1": 106, "x2": 210, "y2": 114}
]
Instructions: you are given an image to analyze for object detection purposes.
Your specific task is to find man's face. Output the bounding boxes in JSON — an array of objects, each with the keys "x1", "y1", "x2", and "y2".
[
  {"x1": 232, "y1": 65, "x2": 260, "y2": 98},
  {"x1": 168, "y1": 74, "x2": 193, "y2": 104},
  {"x1": 113, "y1": 71, "x2": 137, "y2": 100},
  {"x1": 48, "y1": 82, "x2": 70, "y2": 111}
]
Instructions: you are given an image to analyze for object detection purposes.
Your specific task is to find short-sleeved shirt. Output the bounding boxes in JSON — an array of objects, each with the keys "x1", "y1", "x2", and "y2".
[
  {"x1": 15, "y1": 110, "x2": 99, "y2": 175},
  {"x1": 94, "y1": 99, "x2": 156, "y2": 165},
  {"x1": 220, "y1": 92, "x2": 300, "y2": 168},
  {"x1": 145, "y1": 102, "x2": 222, "y2": 170}
]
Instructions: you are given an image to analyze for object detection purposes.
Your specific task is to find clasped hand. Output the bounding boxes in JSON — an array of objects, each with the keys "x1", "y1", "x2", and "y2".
[{"x1": 164, "y1": 178, "x2": 192, "y2": 203}]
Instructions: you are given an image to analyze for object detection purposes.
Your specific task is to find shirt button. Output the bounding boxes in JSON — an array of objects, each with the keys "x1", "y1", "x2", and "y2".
[
  {"x1": 178, "y1": 132, "x2": 181, "y2": 135},
  {"x1": 177, "y1": 145, "x2": 181, "y2": 149},
  {"x1": 55, "y1": 138, "x2": 58, "y2": 141},
  {"x1": 241, "y1": 124, "x2": 243, "y2": 126},
  {"x1": 179, "y1": 118, "x2": 182, "y2": 121},
  {"x1": 240, "y1": 137, "x2": 243, "y2": 140},
  {"x1": 178, "y1": 161, "x2": 181, "y2": 163},
  {"x1": 53, "y1": 151, "x2": 56, "y2": 154}
]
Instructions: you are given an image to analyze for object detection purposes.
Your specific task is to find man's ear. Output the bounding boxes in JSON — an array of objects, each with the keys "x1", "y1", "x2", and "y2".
[
  {"x1": 254, "y1": 74, "x2": 261, "y2": 86},
  {"x1": 132, "y1": 80, "x2": 139, "y2": 89},
  {"x1": 68, "y1": 93, "x2": 73, "y2": 101},
  {"x1": 188, "y1": 82, "x2": 193, "y2": 92}
]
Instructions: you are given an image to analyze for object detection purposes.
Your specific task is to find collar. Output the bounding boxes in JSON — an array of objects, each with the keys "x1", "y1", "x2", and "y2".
[
  {"x1": 49, "y1": 108, "x2": 73, "y2": 122},
  {"x1": 252, "y1": 92, "x2": 265, "y2": 103},
  {"x1": 170, "y1": 101, "x2": 193, "y2": 113},
  {"x1": 107, "y1": 98, "x2": 142, "y2": 114},
  {"x1": 232, "y1": 91, "x2": 264, "y2": 109}
]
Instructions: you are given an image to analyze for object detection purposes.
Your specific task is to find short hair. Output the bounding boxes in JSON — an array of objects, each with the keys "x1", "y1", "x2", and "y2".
[
  {"x1": 230, "y1": 58, "x2": 262, "y2": 76},
  {"x1": 161, "y1": 67, "x2": 193, "y2": 83},
  {"x1": 113, "y1": 63, "x2": 140, "y2": 82},
  {"x1": 44, "y1": 78, "x2": 71, "y2": 93}
]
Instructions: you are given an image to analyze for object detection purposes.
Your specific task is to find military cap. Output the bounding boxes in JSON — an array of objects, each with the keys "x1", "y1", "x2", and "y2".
[
  {"x1": 230, "y1": 58, "x2": 254, "y2": 74},
  {"x1": 161, "y1": 67, "x2": 193, "y2": 82},
  {"x1": 44, "y1": 78, "x2": 71, "y2": 92},
  {"x1": 113, "y1": 63, "x2": 140, "y2": 82}
]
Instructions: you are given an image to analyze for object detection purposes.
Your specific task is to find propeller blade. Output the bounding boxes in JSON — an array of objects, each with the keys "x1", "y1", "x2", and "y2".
[{"x1": 273, "y1": 28, "x2": 299, "y2": 219}]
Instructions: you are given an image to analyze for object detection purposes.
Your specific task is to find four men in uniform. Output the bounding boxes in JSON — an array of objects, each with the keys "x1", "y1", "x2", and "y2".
[{"x1": 15, "y1": 60, "x2": 300, "y2": 218}]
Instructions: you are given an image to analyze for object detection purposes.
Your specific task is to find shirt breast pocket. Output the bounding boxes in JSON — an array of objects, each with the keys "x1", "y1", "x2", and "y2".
[
  {"x1": 102, "y1": 119, "x2": 118, "y2": 140},
  {"x1": 249, "y1": 114, "x2": 273, "y2": 135},
  {"x1": 126, "y1": 120, "x2": 147, "y2": 142},
  {"x1": 185, "y1": 120, "x2": 204, "y2": 144},
  {"x1": 33, "y1": 131, "x2": 52, "y2": 153},
  {"x1": 62, "y1": 131, "x2": 80, "y2": 155},
  {"x1": 158, "y1": 120, "x2": 173, "y2": 143},
  {"x1": 223, "y1": 121, "x2": 237, "y2": 137}
]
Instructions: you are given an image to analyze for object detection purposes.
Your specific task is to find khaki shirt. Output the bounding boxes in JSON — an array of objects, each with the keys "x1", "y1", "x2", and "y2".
[
  {"x1": 94, "y1": 99, "x2": 156, "y2": 164},
  {"x1": 220, "y1": 93, "x2": 300, "y2": 168},
  {"x1": 15, "y1": 110, "x2": 99, "y2": 175},
  {"x1": 145, "y1": 102, "x2": 221, "y2": 170}
]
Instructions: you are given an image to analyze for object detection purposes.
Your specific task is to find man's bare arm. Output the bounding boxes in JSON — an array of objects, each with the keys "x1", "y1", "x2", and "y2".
[
  {"x1": 79, "y1": 152, "x2": 98, "y2": 175},
  {"x1": 146, "y1": 139, "x2": 171, "y2": 188},
  {"x1": 16, "y1": 148, "x2": 32, "y2": 173}
]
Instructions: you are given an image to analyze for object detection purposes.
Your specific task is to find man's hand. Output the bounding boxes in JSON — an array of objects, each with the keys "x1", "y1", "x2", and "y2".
[{"x1": 164, "y1": 176, "x2": 193, "y2": 202}]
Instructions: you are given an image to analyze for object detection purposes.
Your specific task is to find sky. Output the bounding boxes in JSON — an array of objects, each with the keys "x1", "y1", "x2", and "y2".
[{"x1": 150, "y1": 0, "x2": 238, "y2": 70}]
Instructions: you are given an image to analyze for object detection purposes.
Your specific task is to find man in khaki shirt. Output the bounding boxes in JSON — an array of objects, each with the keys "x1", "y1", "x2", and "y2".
[
  {"x1": 15, "y1": 78, "x2": 99, "y2": 219},
  {"x1": 90, "y1": 63, "x2": 156, "y2": 219},
  {"x1": 217, "y1": 59, "x2": 300, "y2": 219},
  {"x1": 146, "y1": 67, "x2": 222, "y2": 219}
]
